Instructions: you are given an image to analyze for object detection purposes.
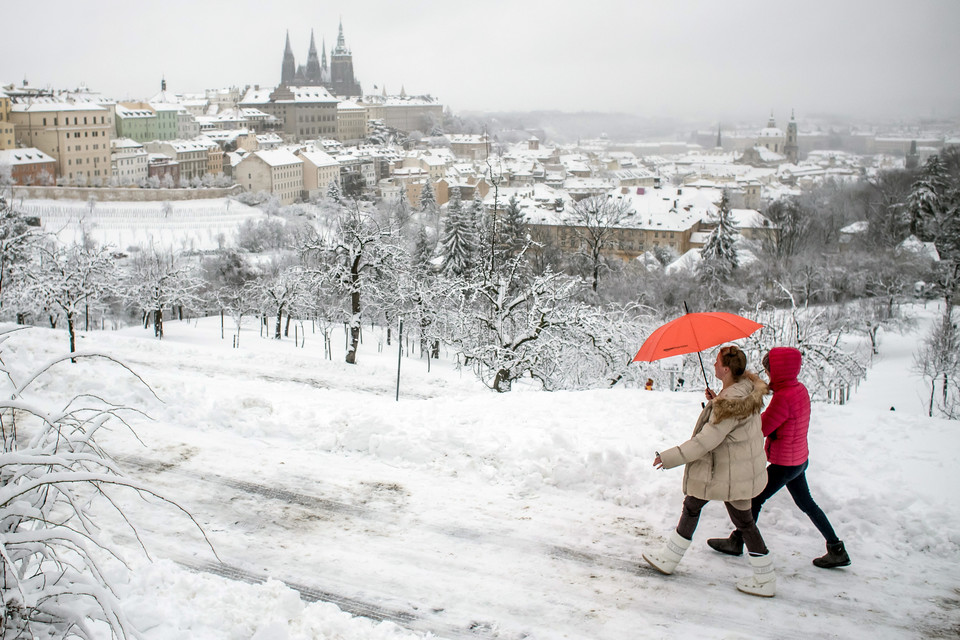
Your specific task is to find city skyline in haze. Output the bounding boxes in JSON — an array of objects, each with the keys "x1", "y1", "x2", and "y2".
[{"x1": 2, "y1": 0, "x2": 959, "y2": 124}]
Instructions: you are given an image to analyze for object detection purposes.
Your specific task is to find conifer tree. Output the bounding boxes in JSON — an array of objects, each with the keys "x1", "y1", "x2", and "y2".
[
  {"x1": 908, "y1": 155, "x2": 951, "y2": 239},
  {"x1": 419, "y1": 180, "x2": 437, "y2": 215},
  {"x1": 439, "y1": 186, "x2": 477, "y2": 277},
  {"x1": 326, "y1": 179, "x2": 342, "y2": 203},
  {"x1": 499, "y1": 195, "x2": 528, "y2": 260},
  {"x1": 411, "y1": 224, "x2": 435, "y2": 275},
  {"x1": 698, "y1": 191, "x2": 739, "y2": 282}
]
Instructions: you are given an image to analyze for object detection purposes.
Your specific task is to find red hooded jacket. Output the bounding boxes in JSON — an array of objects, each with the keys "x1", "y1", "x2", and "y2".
[{"x1": 761, "y1": 347, "x2": 810, "y2": 466}]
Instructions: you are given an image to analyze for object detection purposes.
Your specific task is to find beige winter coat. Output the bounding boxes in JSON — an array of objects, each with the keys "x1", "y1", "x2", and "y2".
[{"x1": 659, "y1": 372, "x2": 768, "y2": 502}]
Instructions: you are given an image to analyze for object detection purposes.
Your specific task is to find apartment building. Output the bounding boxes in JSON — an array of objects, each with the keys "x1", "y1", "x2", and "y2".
[
  {"x1": 115, "y1": 103, "x2": 158, "y2": 143},
  {"x1": 150, "y1": 104, "x2": 181, "y2": 140},
  {"x1": 110, "y1": 138, "x2": 149, "y2": 185},
  {"x1": 10, "y1": 102, "x2": 112, "y2": 184},
  {"x1": 296, "y1": 147, "x2": 340, "y2": 199},
  {"x1": 357, "y1": 95, "x2": 443, "y2": 133},
  {"x1": 144, "y1": 140, "x2": 210, "y2": 181},
  {"x1": 236, "y1": 149, "x2": 303, "y2": 204},
  {"x1": 336, "y1": 100, "x2": 367, "y2": 143}
]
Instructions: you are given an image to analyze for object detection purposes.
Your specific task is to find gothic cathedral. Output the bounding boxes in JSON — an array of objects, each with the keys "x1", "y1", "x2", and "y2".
[{"x1": 280, "y1": 20, "x2": 362, "y2": 97}]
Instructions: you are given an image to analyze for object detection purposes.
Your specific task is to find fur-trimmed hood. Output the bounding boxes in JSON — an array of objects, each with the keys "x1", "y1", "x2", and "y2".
[{"x1": 710, "y1": 371, "x2": 768, "y2": 424}]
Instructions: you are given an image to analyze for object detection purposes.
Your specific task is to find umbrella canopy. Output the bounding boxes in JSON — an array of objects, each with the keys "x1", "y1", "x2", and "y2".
[{"x1": 633, "y1": 312, "x2": 763, "y2": 363}]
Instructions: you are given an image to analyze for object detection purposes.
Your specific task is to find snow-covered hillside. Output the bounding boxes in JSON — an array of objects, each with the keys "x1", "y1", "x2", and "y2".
[
  {"x1": 6, "y1": 306, "x2": 959, "y2": 639},
  {"x1": 19, "y1": 197, "x2": 265, "y2": 252}
]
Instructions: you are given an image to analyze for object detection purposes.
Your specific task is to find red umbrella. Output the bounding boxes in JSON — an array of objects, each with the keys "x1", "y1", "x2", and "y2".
[{"x1": 633, "y1": 309, "x2": 763, "y2": 388}]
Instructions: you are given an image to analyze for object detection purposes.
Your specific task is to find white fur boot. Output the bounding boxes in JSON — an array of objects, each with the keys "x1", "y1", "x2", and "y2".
[
  {"x1": 643, "y1": 530, "x2": 691, "y2": 575},
  {"x1": 736, "y1": 553, "x2": 777, "y2": 597}
]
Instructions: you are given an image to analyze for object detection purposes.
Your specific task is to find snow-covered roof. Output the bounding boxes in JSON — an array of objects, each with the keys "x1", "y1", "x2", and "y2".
[
  {"x1": 759, "y1": 127, "x2": 785, "y2": 138},
  {"x1": 749, "y1": 146, "x2": 786, "y2": 162},
  {"x1": 0, "y1": 147, "x2": 55, "y2": 165},
  {"x1": 841, "y1": 221, "x2": 869, "y2": 234},
  {"x1": 727, "y1": 208, "x2": 774, "y2": 230},
  {"x1": 150, "y1": 102, "x2": 188, "y2": 113},
  {"x1": 11, "y1": 102, "x2": 105, "y2": 113},
  {"x1": 154, "y1": 141, "x2": 209, "y2": 153},
  {"x1": 240, "y1": 85, "x2": 337, "y2": 104},
  {"x1": 116, "y1": 105, "x2": 155, "y2": 118},
  {"x1": 252, "y1": 149, "x2": 302, "y2": 167},
  {"x1": 298, "y1": 148, "x2": 338, "y2": 167},
  {"x1": 111, "y1": 138, "x2": 144, "y2": 150},
  {"x1": 897, "y1": 235, "x2": 940, "y2": 261}
]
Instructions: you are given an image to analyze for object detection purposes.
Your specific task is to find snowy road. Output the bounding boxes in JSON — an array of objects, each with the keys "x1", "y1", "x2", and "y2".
[{"x1": 16, "y1": 315, "x2": 960, "y2": 639}]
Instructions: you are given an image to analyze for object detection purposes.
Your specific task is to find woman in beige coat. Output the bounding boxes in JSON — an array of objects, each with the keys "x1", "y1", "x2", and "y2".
[{"x1": 642, "y1": 345, "x2": 777, "y2": 597}]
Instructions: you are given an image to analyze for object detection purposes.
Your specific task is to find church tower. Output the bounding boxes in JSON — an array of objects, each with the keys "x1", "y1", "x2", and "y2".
[
  {"x1": 785, "y1": 109, "x2": 799, "y2": 163},
  {"x1": 281, "y1": 31, "x2": 296, "y2": 86},
  {"x1": 305, "y1": 30, "x2": 323, "y2": 85},
  {"x1": 329, "y1": 19, "x2": 362, "y2": 96}
]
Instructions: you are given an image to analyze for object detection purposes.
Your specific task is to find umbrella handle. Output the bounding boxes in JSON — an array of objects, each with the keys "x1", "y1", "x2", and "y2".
[{"x1": 697, "y1": 350, "x2": 710, "y2": 390}]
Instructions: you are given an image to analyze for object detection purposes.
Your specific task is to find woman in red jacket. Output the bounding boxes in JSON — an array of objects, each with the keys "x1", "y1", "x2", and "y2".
[{"x1": 706, "y1": 347, "x2": 851, "y2": 568}]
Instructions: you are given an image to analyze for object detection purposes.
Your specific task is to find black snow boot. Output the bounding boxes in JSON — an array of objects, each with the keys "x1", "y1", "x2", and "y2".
[
  {"x1": 707, "y1": 530, "x2": 744, "y2": 556},
  {"x1": 813, "y1": 541, "x2": 851, "y2": 568}
]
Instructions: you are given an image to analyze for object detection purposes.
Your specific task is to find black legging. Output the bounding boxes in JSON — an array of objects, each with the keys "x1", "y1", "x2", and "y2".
[{"x1": 753, "y1": 461, "x2": 840, "y2": 545}]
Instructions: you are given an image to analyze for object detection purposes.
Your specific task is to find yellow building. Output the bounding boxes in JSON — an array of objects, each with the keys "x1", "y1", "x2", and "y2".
[
  {"x1": 296, "y1": 147, "x2": 340, "y2": 200},
  {"x1": 144, "y1": 140, "x2": 210, "y2": 181},
  {"x1": 336, "y1": 100, "x2": 367, "y2": 143},
  {"x1": 10, "y1": 102, "x2": 112, "y2": 184},
  {"x1": 0, "y1": 90, "x2": 14, "y2": 150},
  {"x1": 236, "y1": 149, "x2": 303, "y2": 204}
]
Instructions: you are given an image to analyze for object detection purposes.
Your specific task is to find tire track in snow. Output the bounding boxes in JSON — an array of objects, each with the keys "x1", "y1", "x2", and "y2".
[
  {"x1": 120, "y1": 352, "x2": 439, "y2": 400},
  {"x1": 120, "y1": 454, "x2": 926, "y2": 640}
]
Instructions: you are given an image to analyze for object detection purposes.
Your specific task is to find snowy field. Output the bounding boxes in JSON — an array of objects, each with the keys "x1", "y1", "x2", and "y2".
[
  {"x1": 18, "y1": 197, "x2": 265, "y2": 252},
  {"x1": 7, "y1": 305, "x2": 960, "y2": 639}
]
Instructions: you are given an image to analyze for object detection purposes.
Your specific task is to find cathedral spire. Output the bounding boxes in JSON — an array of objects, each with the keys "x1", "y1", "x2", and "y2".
[
  {"x1": 334, "y1": 18, "x2": 349, "y2": 55},
  {"x1": 305, "y1": 28, "x2": 321, "y2": 83},
  {"x1": 281, "y1": 30, "x2": 296, "y2": 85}
]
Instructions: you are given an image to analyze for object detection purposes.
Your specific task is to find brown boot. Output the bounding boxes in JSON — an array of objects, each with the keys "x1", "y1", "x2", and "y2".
[{"x1": 707, "y1": 530, "x2": 744, "y2": 556}]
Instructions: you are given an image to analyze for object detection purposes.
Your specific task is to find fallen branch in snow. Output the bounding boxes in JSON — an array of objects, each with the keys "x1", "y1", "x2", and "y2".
[{"x1": 0, "y1": 327, "x2": 217, "y2": 639}]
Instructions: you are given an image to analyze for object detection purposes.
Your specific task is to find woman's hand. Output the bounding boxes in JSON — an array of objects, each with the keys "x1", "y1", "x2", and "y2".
[
  {"x1": 653, "y1": 454, "x2": 663, "y2": 469},
  {"x1": 704, "y1": 387, "x2": 716, "y2": 401}
]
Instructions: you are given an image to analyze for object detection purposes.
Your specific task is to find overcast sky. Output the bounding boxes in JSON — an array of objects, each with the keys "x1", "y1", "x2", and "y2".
[{"x1": 3, "y1": 0, "x2": 959, "y2": 124}]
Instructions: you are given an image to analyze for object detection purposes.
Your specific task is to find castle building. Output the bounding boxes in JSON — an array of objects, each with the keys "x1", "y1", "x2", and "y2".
[{"x1": 280, "y1": 21, "x2": 362, "y2": 97}]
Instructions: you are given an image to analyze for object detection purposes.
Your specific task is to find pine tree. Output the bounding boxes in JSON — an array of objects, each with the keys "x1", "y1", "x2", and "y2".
[
  {"x1": 499, "y1": 195, "x2": 528, "y2": 260},
  {"x1": 411, "y1": 224, "x2": 435, "y2": 275},
  {"x1": 326, "y1": 179, "x2": 342, "y2": 203},
  {"x1": 439, "y1": 186, "x2": 478, "y2": 277},
  {"x1": 698, "y1": 191, "x2": 739, "y2": 282},
  {"x1": 419, "y1": 180, "x2": 437, "y2": 214},
  {"x1": 908, "y1": 155, "x2": 951, "y2": 239}
]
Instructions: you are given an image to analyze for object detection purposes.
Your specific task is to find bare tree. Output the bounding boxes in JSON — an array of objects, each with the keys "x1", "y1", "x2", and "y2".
[
  {"x1": 913, "y1": 301, "x2": 960, "y2": 418},
  {"x1": 0, "y1": 327, "x2": 215, "y2": 638},
  {"x1": 123, "y1": 250, "x2": 203, "y2": 339},
  {"x1": 300, "y1": 203, "x2": 403, "y2": 364},
  {"x1": 565, "y1": 195, "x2": 633, "y2": 293},
  {"x1": 20, "y1": 242, "x2": 117, "y2": 359}
]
